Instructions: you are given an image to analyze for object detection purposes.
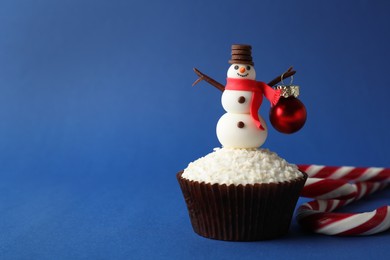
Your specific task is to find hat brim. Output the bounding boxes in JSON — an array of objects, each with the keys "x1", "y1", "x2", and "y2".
[{"x1": 229, "y1": 59, "x2": 254, "y2": 65}]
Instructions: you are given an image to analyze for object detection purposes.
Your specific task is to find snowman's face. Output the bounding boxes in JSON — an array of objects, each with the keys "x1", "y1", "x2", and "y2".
[{"x1": 227, "y1": 63, "x2": 256, "y2": 80}]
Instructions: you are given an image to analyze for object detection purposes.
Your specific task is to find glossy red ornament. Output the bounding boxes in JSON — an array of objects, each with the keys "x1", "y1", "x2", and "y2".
[{"x1": 269, "y1": 97, "x2": 307, "y2": 134}]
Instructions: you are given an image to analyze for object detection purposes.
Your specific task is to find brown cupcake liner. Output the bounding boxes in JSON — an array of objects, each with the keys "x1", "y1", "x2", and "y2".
[{"x1": 177, "y1": 171, "x2": 307, "y2": 241}]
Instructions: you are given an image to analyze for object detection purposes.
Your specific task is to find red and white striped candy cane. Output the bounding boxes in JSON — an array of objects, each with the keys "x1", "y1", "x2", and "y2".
[
  {"x1": 301, "y1": 178, "x2": 357, "y2": 200},
  {"x1": 299, "y1": 164, "x2": 390, "y2": 183},
  {"x1": 299, "y1": 164, "x2": 390, "y2": 200},
  {"x1": 296, "y1": 165, "x2": 390, "y2": 236}
]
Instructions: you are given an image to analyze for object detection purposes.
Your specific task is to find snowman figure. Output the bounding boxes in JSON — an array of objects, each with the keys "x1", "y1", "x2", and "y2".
[{"x1": 216, "y1": 44, "x2": 281, "y2": 148}]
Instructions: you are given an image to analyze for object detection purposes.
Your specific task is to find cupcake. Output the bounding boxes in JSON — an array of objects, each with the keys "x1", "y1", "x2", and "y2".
[
  {"x1": 178, "y1": 44, "x2": 307, "y2": 241},
  {"x1": 177, "y1": 148, "x2": 307, "y2": 241}
]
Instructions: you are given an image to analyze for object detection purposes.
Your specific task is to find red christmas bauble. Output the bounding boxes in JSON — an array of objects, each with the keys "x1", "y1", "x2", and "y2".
[{"x1": 269, "y1": 97, "x2": 307, "y2": 134}]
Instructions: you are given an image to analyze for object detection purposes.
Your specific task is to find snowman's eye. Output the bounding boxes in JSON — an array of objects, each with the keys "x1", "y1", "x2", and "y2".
[
  {"x1": 246, "y1": 66, "x2": 251, "y2": 70},
  {"x1": 234, "y1": 65, "x2": 239, "y2": 70}
]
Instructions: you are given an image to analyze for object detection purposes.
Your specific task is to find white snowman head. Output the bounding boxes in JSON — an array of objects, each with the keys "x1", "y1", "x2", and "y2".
[{"x1": 227, "y1": 63, "x2": 256, "y2": 80}]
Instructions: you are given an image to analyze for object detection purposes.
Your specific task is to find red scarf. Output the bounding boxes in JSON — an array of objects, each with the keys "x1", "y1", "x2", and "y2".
[{"x1": 225, "y1": 78, "x2": 281, "y2": 130}]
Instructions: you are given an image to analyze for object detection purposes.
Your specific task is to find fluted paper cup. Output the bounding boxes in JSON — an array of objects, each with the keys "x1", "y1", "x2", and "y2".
[{"x1": 177, "y1": 171, "x2": 307, "y2": 241}]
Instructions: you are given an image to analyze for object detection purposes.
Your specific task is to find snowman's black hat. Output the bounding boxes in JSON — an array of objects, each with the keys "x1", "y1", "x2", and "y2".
[{"x1": 228, "y1": 44, "x2": 254, "y2": 66}]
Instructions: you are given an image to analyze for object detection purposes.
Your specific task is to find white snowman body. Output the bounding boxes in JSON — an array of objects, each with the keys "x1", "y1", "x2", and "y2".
[{"x1": 216, "y1": 63, "x2": 268, "y2": 148}]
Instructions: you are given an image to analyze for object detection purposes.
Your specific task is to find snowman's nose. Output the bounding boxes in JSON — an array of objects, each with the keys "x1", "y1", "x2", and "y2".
[{"x1": 239, "y1": 67, "x2": 246, "y2": 73}]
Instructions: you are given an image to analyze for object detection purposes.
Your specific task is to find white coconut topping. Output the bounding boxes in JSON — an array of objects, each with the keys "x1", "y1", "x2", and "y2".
[{"x1": 182, "y1": 148, "x2": 303, "y2": 185}]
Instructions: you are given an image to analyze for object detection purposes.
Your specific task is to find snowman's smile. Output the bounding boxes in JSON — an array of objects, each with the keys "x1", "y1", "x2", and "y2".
[{"x1": 237, "y1": 72, "x2": 249, "y2": 77}]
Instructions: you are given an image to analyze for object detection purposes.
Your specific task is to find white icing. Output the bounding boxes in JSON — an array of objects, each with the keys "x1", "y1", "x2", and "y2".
[
  {"x1": 216, "y1": 113, "x2": 267, "y2": 148},
  {"x1": 221, "y1": 90, "x2": 252, "y2": 113},
  {"x1": 182, "y1": 148, "x2": 303, "y2": 185},
  {"x1": 227, "y1": 64, "x2": 256, "y2": 80}
]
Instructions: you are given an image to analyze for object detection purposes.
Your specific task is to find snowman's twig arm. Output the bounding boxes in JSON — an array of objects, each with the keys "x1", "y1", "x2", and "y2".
[
  {"x1": 193, "y1": 66, "x2": 296, "y2": 91},
  {"x1": 192, "y1": 68, "x2": 225, "y2": 91},
  {"x1": 267, "y1": 66, "x2": 296, "y2": 87}
]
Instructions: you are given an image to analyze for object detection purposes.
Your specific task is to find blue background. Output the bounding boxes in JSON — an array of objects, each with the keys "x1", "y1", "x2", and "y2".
[{"x1": 1, "y1": 0, "x2": 389, "y2": 259}]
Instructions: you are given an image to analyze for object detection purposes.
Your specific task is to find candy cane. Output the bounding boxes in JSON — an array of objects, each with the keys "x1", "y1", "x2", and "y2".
[
  {"x1": 301, "y1": 178, "x2": 357, "y2": 200},
  {"x1": 299, "y1": 164, "x2": 390, "y2": 183},
  {"x1": 299, "y1": 164, "x2": 389, "y2": 202},
  {"x1": 296, "y1": 165, "x2": 390, "y2": 236}
]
